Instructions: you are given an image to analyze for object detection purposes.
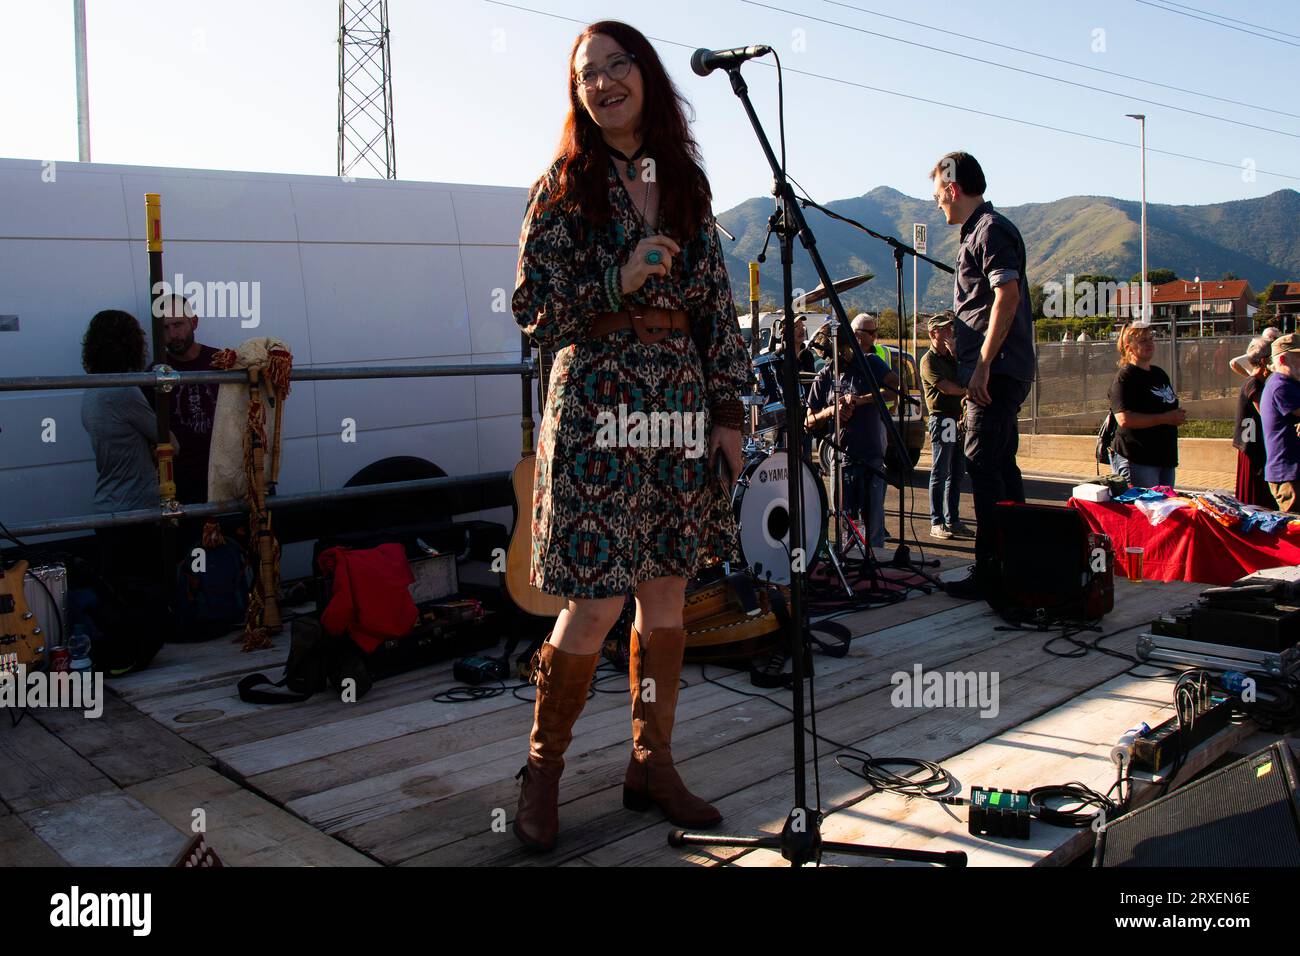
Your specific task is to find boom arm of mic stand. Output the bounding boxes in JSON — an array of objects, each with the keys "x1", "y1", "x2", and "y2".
[{"x1": 797, "y1": 195, "x2": 955, "y2": 276}]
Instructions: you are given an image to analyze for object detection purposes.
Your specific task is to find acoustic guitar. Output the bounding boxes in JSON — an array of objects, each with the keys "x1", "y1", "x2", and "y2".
[
  {"x1": 0, "y1": 560, "x2": 45, "y2": 675},
  {"x1": 505, "y1": 336, "x2": 567, "y2": 618}
]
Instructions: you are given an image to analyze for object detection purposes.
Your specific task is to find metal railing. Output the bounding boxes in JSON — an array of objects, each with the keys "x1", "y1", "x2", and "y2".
[
  {"x1": 0, "y1": 361, "x2": 532, "y2": 393},
  {"x1": 0, "y1": 359, "x2": 534, "y2": 540}
]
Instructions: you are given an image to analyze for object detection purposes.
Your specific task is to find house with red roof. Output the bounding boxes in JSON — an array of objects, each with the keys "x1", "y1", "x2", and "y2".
[
  {"x1": 1112, "y1": 278, "x2": 1256, "y2": 334},
  {"x1": 1265, "y1": 282, "x2": 1300, "y2": 331}
]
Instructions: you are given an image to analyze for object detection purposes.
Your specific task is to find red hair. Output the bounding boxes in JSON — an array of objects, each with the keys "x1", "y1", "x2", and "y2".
[{"x1": 538, "y1": 20, "x2": 712, "y2": 238}]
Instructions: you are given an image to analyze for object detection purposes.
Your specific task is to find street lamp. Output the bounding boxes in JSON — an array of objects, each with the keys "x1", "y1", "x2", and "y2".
[
  {"x1": 74, "y1": 0, "x2": 91, "y2": 162},
  {"x1": 1196, "y1": 275, "x2": 1203, "y2": 337},
  {"x1": 1126, "y1": 113, "x2": 1166, "y2": 386},
  {"x1": 1126, "y1": 114, "x2": 1147, "y2": 324}
]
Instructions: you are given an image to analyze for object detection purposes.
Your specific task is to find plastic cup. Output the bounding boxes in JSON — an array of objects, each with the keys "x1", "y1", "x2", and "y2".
[{"x1": 1125, "y1": 547, "x2": 1145, "y2": 583}]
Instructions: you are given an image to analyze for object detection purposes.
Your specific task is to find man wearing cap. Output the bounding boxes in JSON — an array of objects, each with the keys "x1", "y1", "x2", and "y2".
[
  {"x1": 806, "y1": 314, "x2": 902, "y2": 551},
  {"x1": 930, "y1": 151, "x2": 1036, "y2": 599},
  {"x1": 1261, "y1": 333, "x2": 1300, "y2": 512},
  {"x1": 920, "y1": 312, "x2": 970, "y2": 539}
]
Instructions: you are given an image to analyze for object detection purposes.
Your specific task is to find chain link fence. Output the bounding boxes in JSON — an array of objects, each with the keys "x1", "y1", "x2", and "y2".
[{"x1": 1027, "y1": 335, "x2": 1254, "y2": 434}]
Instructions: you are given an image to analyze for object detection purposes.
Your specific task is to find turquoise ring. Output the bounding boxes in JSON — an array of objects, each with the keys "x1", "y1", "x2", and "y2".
[{"x1": 645, "y1": 250, "x2": 663, "y2": 265}]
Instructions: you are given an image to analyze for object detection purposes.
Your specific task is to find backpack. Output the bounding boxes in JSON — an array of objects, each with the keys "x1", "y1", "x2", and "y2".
[
  {"x1": 174, "y1": 538, "x2": 251, "y2": 641},
  {"x1": 236, "y1": 616, "x2": 371, "y2": 704},
  {"x1": 69, "y1": 580, "x2": 170, "y2": 675},
  {"x1": 1095, "y1": 411, "x2": 1118, "y2": 466}
]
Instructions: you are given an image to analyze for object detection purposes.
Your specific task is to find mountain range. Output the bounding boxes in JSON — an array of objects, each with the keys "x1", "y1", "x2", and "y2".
[{"x1": 715, "y1": 187, "x2": 1300, "y2": 314}]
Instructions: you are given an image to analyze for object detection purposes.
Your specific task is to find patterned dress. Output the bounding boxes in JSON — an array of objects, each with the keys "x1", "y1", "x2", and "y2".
[{"x1": 512, "y1": 160, "x2": 750, "y2": 599}]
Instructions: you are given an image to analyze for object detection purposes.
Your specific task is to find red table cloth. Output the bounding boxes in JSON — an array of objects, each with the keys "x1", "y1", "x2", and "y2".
[{"x1": 1069, "y1": 498, "x2": 1300, "y2": 585}]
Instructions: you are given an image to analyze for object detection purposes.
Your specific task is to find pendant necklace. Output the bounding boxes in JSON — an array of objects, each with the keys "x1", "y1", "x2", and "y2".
[{"x1": 607, "y1": 143, "x2": 647, "y2": 181}]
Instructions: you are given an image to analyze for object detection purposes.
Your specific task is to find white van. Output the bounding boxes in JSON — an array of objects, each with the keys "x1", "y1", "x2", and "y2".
[
  {"x1": 737, "y1": 310, "x2": 833, "y2": 354},
  {"x1": 0, "y1": 158, "x2": 529, "y2": 575}
]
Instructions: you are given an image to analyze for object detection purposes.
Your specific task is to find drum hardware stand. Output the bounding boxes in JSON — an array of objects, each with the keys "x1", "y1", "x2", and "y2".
[
  {"x1": 675, "y1": 53, "x2": 964, "y2": 867},
  {"x1": 796, "y1": 199, "x2": 952, "y2": 586},
  {"x1": 819, "y1": 435, "x2": 898, "y2": 602}
]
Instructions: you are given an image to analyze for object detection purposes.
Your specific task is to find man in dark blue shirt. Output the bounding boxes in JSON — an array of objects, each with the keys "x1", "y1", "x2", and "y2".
[
  {"x1": 806, "y1": 315, "x2": 901, "y2": 551},
  {"x1": 930, "y1": 152, "x2": 1036, "y2": 598}
]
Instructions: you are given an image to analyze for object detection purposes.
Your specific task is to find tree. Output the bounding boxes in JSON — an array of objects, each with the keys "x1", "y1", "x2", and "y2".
[
  {"x1": 1129, "y1": 268, "x2": 1177, "y2": 285},
  {"x1": 1074, "y1": 273, "x2": 1119, "y2": 288},
  {"x1": 1029, "y1": 282, "x2": 1046, "y2": 319}
]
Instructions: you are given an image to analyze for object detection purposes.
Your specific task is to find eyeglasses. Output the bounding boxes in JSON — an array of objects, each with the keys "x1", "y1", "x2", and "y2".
[{"x1": 575, "y1": 53, "x2": 636, "y2": 88}]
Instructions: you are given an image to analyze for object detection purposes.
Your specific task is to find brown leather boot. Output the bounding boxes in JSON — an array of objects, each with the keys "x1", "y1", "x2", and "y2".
[
  {"x1": 513, "y1": 640, "x2": 599, "y2": 851},
  {"x1": 622, "y1": 624, "x2": 722, "y2": 828}
]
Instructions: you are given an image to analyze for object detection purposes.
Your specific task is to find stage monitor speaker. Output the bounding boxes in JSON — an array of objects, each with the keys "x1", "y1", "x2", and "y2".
[
  {"x1": 988, "y1": 502, "x2": 1114, "y2": 625},
  {"x1": 1094, "y1": 741, "x2": 1300, "y2": 867}
]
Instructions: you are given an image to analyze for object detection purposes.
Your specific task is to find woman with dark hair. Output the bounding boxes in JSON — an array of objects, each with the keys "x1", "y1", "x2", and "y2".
[
  {"x1": 1233, "y1": 335, "x2": 1277, "y2": 507},
  {"x1": 1108, "y1": 324, "x2": 1185, "y2": 488},
  {"x1": 511, "y1": 20, "x2": 749, "y2": 851},
  {"x1": 80, "y1": 310, "x2": 168, "y2": 585}
]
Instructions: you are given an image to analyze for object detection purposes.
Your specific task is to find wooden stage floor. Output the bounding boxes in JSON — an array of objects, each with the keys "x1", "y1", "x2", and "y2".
[{"x1": 2, "y1": 569, "x2": 1291, "y2": 867}]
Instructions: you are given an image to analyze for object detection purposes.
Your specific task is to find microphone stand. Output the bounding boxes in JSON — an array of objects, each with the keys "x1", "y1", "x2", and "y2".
[
  {"x1": 799, "y1": 197, "x2": 954, "y2": 582},
  {"x1": 671, "y1": 59, "x2": 965, "y2": 868}
]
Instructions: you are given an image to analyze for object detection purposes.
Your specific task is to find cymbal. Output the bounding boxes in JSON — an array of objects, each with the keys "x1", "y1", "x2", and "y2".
[{"x1": 801, "y1": 272, "x2": 873, "y2": 306}]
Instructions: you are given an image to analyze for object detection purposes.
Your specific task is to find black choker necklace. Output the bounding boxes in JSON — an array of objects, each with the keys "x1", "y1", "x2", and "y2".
[{"x1": 606, "y1": 143, "x2": 647, "y2": 181}]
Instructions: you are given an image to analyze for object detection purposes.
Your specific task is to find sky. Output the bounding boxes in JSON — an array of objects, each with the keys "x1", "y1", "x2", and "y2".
[{"x1": 3, "y1": 0, "x2": 1298, "y2": 214}]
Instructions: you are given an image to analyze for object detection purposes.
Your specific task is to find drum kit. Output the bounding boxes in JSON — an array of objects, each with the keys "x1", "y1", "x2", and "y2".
[{"x1": 725, "y1": 273, "x2": 874, "y2": 591}]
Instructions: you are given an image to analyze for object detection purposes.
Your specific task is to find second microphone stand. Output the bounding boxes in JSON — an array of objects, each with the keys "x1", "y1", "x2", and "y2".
[{"x1": 801, "y1": 199, "x2": 953, "y2": 583}]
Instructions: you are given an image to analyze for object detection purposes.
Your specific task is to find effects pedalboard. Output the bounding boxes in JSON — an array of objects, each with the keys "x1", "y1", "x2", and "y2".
[{"x1": 1138, "y1": 570, "x2": 1300, "y2": 676}]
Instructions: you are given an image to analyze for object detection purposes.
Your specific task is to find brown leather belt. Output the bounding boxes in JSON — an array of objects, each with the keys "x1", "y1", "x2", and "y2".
[{"x1": 589, "y1": 307, "x2": 690, "y2": 345}]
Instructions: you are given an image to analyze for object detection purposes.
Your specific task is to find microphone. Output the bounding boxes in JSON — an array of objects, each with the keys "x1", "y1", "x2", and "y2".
[{"x1": 691, "y1": 44, "x2": 772, "y2": 76}]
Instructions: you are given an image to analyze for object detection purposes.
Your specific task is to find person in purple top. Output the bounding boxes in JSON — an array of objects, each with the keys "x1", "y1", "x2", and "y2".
[{"x1": 1261, "y1": 333, "x2": 1300, "y2": 513}]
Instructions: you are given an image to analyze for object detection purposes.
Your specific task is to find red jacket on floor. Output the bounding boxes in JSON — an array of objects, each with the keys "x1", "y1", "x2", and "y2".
[{"x1": 318, "y1": 544, "x2": 418, "y2": 653}]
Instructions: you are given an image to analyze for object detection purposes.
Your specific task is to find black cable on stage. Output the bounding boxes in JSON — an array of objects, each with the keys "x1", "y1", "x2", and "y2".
[
  {"x1": 835, "y1": 748, "x2": 960, "y2": 801},
  {"x1": 1028, "y1": 776, "x2": 1126, "y2": 829},
  {"x1": 1040, "y1": 624, "x2": 1182, "y2": 680}
]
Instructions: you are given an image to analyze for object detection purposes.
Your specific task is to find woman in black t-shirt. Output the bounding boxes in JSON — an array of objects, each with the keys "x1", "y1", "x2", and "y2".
[
  {"x1": 1107, "y1": 324, "x2": 1186, "y2": 488},
  {"x1": 1233, "y1": 336, "x2": 1277, "y2": 508}
]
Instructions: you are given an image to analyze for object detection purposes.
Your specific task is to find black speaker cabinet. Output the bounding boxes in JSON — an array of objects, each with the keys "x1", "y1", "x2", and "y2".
[
  {"x1": 1095, "y1": 742, "x2": 1300, "y2": 867},
  {"x1": 989, "y1": 502, "x2": 1114, "y2": 624}
]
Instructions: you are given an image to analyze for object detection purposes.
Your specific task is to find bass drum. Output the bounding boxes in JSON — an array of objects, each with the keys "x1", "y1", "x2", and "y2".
[{"x1": 731, "y1": 451, "x2": 828, "y2": 585}]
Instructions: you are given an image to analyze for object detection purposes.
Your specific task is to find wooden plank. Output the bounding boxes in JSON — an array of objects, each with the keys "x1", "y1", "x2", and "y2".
[
  {"x1": 547, "y1": 582, "x2": 1202, "y2": 868},
  {"x1": 0, "y1": 714, "x2": 116, "y2": 813},
  {"x1": 254, "y1": 609, "x2": 926, "y2": 819},
  {"x1": 581, "y1": 619, "x2": 1209, "y2": 867},
  {"x1": 21, "y1": 791, "x2": 185, "y2": 867},
  {"x1": 569, "y1": 634, "x2": 1154, "y2": 867},
  {"x1": 176, "y1": 657, "x2": 464, "y2": 751},
  {"x1": 389, "y1": 588, "x2": 1187, "y2": 866},
  {"x1": 730, "y1": 675, "x2": 1264, "y2": 867},
  {"x1": 29, "y1": 691, "x2": 213, "y2": 788},
  {"x1": 249, "y1": 672, "x2": 633, "y2": 805},
  {"x1": 326, "y1": 601, "x2": 1020, "y2": 858},
  {"x1": 108, "y1": 635, "x2": 287, "y2": 702},
  {"x1": 216, "y1": 596, "x2": 939, "y2": 788},
  {"x1": 127, "y1": 766, "x2": 377, "y2": 867},
  {"x1": 0, "y1": 815, "x2": 67, "y2": 866}
]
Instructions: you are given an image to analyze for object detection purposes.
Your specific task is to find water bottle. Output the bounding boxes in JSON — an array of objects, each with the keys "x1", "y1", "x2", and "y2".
[{"x1": 68, "y1": 625, "x2": 92, "y2": 673}]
